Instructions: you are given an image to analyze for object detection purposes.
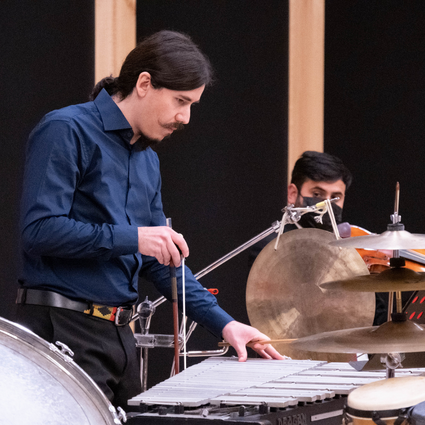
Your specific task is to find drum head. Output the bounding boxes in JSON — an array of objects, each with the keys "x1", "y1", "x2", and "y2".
[
  {"x1": 347, "y1": 376, "x2": 425, "y2": 419},
  {"x1": 0, "y1": 316, "x2": 121, "y2": 424}
]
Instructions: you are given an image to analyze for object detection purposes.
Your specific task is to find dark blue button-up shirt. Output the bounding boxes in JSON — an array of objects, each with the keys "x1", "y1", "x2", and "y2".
[{"x1": 19, "y1": 89, "x2": 233, "y2": 337}]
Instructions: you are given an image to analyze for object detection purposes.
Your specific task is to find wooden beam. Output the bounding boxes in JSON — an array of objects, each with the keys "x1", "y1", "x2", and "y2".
[
  {"x1": 95, "y1": 3, "x2": 137, "y2": 333},
  {"x1": 95, "y1": 0, "x2": 136, "y2": 84},
  {"x1": 288, "y1": 0, "x2": 325, "y2": 181}
]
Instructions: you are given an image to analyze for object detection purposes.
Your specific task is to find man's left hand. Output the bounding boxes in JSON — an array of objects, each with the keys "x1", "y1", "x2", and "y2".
[{"x1": 222, "y1": 320, "x2": 287, "y2": 362}]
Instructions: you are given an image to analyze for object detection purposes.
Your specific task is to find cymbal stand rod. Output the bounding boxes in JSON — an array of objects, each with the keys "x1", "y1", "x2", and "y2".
[
  {"x1": 141, "y1": 345, "x2": 149, "y2": 392},
  {"x1": 390, "y1": 181, "x2": 402, "y2": 229},
  {"x1": 184, "y1": 320, "x2": 197, "y2": 342},
  {"x1": 195, "y1": 220, "x2": 281, "y2": 279},
  {"x1": 389, "y1": 182, "x2": 403, "y2": 318},
  {"x1": 142, "y1": 219, "x2": 280, "y2": 309},
  {"x1": 325, "y1": 199, "x2": 340, "y2": 240},
  {"x1": 395, "y1": 292, "x2": 403, "y2": 314},
  {"x1": 381, "y1": 353, "x2": 403, "y2": 379},
  {"x1": 387, "y1": 293, "x2": 394, "y2": 322},
  {"x1": 387, "y1": 367, "x2": 395, "y2": 379},
  {"x1": 391, "y1": 191, "x2": 403, "y2": 319},
  {"x1": 144, "y1": 219, "x2": 281, "y2": 311},
  {"x1": 394, "y1": 182, "x2": 400, "y2": 218},
  {"x1": 137, "y1": 297, "x2": 156, "y2": 392},
  {"x1": 390, "y1": 247, "x2": 402, "y2": 315}
]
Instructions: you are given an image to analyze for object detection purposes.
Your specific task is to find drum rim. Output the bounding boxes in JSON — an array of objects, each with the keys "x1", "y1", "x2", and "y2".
[
  {"x1": 0, "y1": 316, "x2": 121, "y2": 424},
  {"x1": 345, "y1": 404, "x2": 409, "y2": 419}
]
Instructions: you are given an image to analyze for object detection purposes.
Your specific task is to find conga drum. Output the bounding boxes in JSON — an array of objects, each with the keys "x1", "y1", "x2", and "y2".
[
  {"x1": 0, "y1": 316, "x2": 124, "y2": 424},
  {"x1": 345, "y1": 376, "x2": 425, "y2": 424}
]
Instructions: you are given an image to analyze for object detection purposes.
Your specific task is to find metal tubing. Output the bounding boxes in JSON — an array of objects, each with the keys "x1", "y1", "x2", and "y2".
[{"x1": 148, "y1": 221, "x2": 281, "y2": 309}]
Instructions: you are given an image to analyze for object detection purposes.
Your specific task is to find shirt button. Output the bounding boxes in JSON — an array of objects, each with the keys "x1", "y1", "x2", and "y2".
[{"x1": 127, "y1": 131, "x2": 133, "y2": 138}]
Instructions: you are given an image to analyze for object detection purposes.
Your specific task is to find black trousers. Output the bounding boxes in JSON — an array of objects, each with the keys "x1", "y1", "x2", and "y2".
[{"x1": 15, "y1": 304, "x2": 142, "y2": 409}]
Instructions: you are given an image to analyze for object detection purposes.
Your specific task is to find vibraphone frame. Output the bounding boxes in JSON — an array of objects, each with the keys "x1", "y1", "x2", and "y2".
[{"x1": 126, "y1": 357, "x2": 425, "y2": 425}]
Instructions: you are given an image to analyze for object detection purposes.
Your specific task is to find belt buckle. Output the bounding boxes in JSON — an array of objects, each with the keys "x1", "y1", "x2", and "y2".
[{"x1": 114, "y1": 306, "x2": 131, "y2": 326}]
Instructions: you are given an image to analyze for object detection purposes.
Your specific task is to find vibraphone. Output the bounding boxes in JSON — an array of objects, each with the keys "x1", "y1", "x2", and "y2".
[{"x1": 126, "y1": 357, "x2": 425, "y2": 424}]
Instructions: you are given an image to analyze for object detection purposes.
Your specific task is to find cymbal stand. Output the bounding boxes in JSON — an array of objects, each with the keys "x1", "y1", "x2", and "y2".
[
  {"x1": 137, "y1": 297, "x2": 155, "y2": 392},
  {"x1": 351, "y1": 351, "x2": 405, "y2": 377},
  {"x1": 135, "y1": 218, "x2": 283, "y2": 316},
  {"x1": 388, "y1": 182, "x2": 404, "y2": 322},
  {"x1": 350, "y1": 183, "x2": 420, "y2": 378},
  {"x1": 274, "y1": 197, "x2": 340, "y2": 250},
  {"x1": 381, "y1": 183, "x2": 408, "y2": 377},
  {"x1": 381, "y1": 352, "x2": 405, "y2": 378}
]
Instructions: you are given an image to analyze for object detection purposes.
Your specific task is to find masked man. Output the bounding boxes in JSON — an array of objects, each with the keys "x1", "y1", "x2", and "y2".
[{"x1": 249, "y1": 151, "x2": 351, "y2": 265}]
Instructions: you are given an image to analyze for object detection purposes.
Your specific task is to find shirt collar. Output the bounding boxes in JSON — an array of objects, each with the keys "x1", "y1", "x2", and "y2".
[{"x1": 94, "y1": 89, "x2": 132, "y2": 132}]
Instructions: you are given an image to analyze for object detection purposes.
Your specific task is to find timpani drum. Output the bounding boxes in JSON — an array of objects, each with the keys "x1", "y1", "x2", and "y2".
[
  {"x1": 345, "y1": 376, "x2": 425, "y2": 424},
  {"x1": 0, "y1": 316, "x2": 123, "y2": 424}
]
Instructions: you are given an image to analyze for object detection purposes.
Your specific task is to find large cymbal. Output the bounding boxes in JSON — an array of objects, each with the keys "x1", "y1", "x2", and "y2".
[
  {"x1": 321, "y1": 267, "x2": 425, "y2": 292},
  {"x1": 285, "y1": 319, "x2": 425, "y2": 354},
  {"x1": 246, "y1": 228, "x2": 374, "y2": 362},
  {"x1": 329, "y1": 229, "x2": 425, "y2": 250}
]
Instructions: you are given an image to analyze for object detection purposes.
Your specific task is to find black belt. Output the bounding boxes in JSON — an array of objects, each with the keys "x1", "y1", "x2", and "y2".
[{"x1": 16, "y1": 288, "x2": 133, "y2": 326}]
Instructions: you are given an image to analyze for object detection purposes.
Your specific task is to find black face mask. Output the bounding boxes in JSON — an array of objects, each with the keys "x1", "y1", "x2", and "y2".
[{"x1": 296, "y1": 196, "x2": 343, "y2": 232}]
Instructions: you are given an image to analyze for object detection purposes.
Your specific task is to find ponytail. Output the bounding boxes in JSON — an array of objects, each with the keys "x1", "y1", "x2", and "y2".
[{"x1": 89, "y1": 76, "x2": 119, "y2": 100}]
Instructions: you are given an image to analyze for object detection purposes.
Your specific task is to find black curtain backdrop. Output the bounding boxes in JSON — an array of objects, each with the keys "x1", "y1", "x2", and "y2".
[
  {"x1": 5, "y1": 0, "x2": 423, "y2": 393},
  {"x1": 325, "y1": 1, "x2": 425, "y2": 235},
  {"x1": 0, "y1": 0, "x2": 95, "y2": 321}
]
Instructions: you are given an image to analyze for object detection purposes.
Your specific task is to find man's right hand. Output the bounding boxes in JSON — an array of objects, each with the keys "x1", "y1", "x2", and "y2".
[{"x1": 137, "y1": 227, "x2": 189, "y2": 267}]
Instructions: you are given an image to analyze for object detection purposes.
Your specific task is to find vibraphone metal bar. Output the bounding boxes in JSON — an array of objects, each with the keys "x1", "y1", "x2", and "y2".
[{"x1": 126, "y1": 357, "x2": 425, "y2": 424}]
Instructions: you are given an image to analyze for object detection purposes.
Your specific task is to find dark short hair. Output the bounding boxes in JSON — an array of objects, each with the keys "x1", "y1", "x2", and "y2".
[
  {"x1": 291, "y1": 151, "x2": 352, "y2": 190},
  {"x1": 90, "y1": 30, "x2": 214, "y2": 100}
]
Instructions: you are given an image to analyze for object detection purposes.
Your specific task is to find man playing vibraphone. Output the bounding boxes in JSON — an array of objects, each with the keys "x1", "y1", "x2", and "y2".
[{"x1": 16, "y1": 30, "x2": 284, "y2": 410}]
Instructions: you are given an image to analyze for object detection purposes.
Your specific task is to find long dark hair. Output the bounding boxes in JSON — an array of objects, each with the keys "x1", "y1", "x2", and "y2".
[
  {"x1": 291, "y1": 151, "x2": 353, "y2": 190},
  {"x1": 90, "y1": 30, "x2": 214, "y2": 100}
]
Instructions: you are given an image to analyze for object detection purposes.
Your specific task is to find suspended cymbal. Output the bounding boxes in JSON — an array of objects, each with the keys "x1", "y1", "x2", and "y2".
[
  {"x1": 321, "y1": 267, "x2": 425, "y2": 292},
  {"x1": 284, "y1": 319, "x2": 425, "y2": 354},
  {"x1": 329, "y1": 229, "x2": 425, "y2": 250},
  {"x1": 246, "y1": 228, "x2": 374, "y2": 362}
]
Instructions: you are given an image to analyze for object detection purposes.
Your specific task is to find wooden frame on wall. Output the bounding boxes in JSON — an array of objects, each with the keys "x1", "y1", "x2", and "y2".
[
  {"x1": 95, "y1": 0, "x2": 137, "y2": 83},
  {"x1": 288, "y1": 0, "x2": 325, "y2": 180}
]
